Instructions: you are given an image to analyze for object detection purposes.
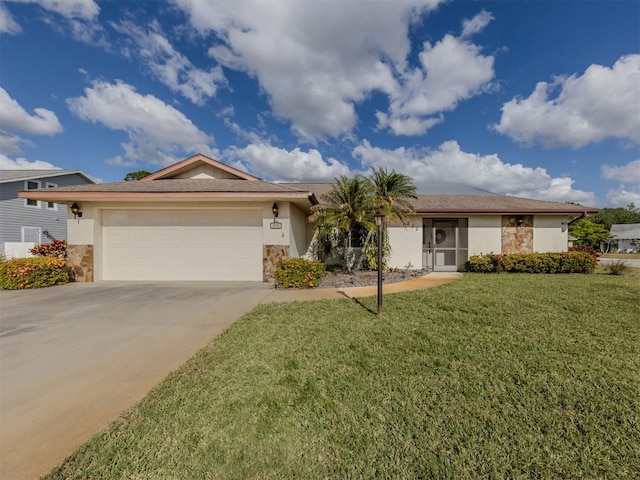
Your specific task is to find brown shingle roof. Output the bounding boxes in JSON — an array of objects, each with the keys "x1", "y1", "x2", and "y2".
[
  {"x1": 282, "y1": 182, "x2": 597, "y2": 214},
  {"x1": 280, "y1": 183, "x2": 334, "y2": 199},
  {"x1": 35, "y1": 178, "x2": 302, "y2": 193},
  {"x1": 21, "y1": 176, "x2": 598, "y2": 215},
  {"x1": 410, "y1": 194, "x2": 598, "y2": 214}
]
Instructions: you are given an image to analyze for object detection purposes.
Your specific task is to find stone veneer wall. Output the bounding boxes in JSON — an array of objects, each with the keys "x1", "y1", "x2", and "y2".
[
  {"x1": 501, "y1": 215, "x2": 533, "y2": 254},
  {"x1": 263, "y1": 245, "x2": 289, "y2": 282},
  {"x1": 67, "y1": 244, "x2": 94, "y2": 282}
]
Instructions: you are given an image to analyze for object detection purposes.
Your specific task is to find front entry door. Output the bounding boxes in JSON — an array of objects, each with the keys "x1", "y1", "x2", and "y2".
[{"x1": 423, "y1": 219, "x2": 468, "y2": 271}]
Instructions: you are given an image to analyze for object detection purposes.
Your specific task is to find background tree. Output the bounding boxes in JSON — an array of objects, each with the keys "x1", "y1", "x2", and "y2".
[
  {"x1": 569, "y1": 219, "x2": 612, "y2": 250},
  {"x1": 124, "y1": 170, "x2": 151, "y2": 181},
  {"x1": 587, "y1": 204, "x2": 640, "y2": 230}
]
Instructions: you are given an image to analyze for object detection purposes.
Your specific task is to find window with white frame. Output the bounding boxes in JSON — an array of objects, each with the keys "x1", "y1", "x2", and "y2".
[
  {"x1": 25, "y1": 180, "x2": 40, "y2": 207},
  {"x1": 22, "y1": 226, "x2": 41, "y2": 244},
  {"x1": 45, "y1": 182, "x2": 57, "y2": 209}
]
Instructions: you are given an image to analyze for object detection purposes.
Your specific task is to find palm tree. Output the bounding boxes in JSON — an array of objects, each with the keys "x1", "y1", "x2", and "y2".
[
  {"x1": 359, "y1": 166, "x2": 417, "y2": 270},
  {"x1": 368, "y1": 166, "x2": 417, "y2": 223},
  {"x1": 309, "y1": 175, "x2": 375, "y2": 272}
]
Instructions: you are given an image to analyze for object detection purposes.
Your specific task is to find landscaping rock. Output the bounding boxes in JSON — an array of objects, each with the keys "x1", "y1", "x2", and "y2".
[{"x1": 318, "y1": 268, "x2": 429, "y2": 289}]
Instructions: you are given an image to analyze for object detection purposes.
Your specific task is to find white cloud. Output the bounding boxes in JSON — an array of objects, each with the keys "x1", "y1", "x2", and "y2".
[
  {"x1": 461, "y1": 9, "x2": 493, "y2": 38},
  {"x1": 225, "y1": 143, "x2": 354, "y2": 182},
  {"x1": 601, "y1": 158, "x2": 640, "y2": 184},
  {"x1": 604, "y1": 186, "x2": 640, "y2": 208},
  {"x1": 0, "y1": 87, "x2": 63, "y2": 136},
  {"x1": 379, "y1": 11, "x2": 496, "y2": 136},
  {"x1": 0, "y1": 3, "x2": 22, "y2": 34},
  {"x1": 9, "y1": 0, "x2": 99, "y2": 20},
  {"x1": 494, "y1": 54, "x2": 640, "y2": 148},
  {"x1": 0, "y1": 130, "x2": 32, "y2": 155},
  {"x1": 0, "y1": 152, "x2": 58, "y2": 169},
  {"x1": 111, "y1": 19, "x2": 226, "y2": 105},
  {"x1": 173, "y1": 0, "x2": 443, "y2": 141},
  {"x1": 352, "y1": 139, "x2": 596, "y2": 204},
  {"x1": 67, "y1": 80, "x2": 217, "y2": 166},
  {"x1": 601, "y1": 158, "x2": 640, "y2": 207},
  {"x1": 7, "y1": 0, "x2": 101, "y2": 42}
]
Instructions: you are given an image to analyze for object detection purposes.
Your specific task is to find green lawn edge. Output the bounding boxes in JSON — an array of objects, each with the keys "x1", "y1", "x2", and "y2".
[{"x1": 45, "y1": 274, "x2": 640, "y2": 479}]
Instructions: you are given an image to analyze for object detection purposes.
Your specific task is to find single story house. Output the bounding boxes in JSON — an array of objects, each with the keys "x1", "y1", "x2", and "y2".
[
  {"x1": 1, "y1": 169, "x2": 95, "y2": 258},
  {"x1": 20, "y1": 154, "x2": 599, "y2": 281},
  {"x1": 609, "y1": 223, "x2": 640, "y2": 253}
]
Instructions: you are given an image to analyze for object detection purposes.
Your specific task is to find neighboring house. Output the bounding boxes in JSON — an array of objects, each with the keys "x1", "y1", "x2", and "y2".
[
  {"x1": 609, "y1": 224, "x2": 640, "y2": 253},
  {"x1": 1, "y1": 170, "x2": 95, "y2": 258},
  {"x1": 20, "y1": 154, "x2": 599, "y2": 282}
]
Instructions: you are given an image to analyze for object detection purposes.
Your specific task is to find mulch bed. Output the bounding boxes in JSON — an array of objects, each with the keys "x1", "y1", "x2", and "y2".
[{"x1": 318, "y1": 268, "x2": 429, "y2": 289}]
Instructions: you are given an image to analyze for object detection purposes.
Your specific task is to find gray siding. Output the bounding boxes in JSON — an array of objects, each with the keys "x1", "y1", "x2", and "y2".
[{"x1": 0, "y1": 173, "x2": 92, "y2": 244}]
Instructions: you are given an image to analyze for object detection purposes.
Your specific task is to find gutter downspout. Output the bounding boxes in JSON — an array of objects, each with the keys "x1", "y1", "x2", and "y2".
[{"x1": 568, "y1": 211, "x2": 588, "y2": 225}]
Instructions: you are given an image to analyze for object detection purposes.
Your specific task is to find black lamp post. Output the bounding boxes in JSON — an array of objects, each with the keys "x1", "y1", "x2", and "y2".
[{"x1": 374, "y1": 208, "x2": 386, "y2": 315}]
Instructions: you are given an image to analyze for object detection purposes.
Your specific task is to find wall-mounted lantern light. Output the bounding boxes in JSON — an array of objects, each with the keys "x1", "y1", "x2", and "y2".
[
  {"x1": 70, "y1": 202, "x2": 82, "y2": 219},
  {"x1": 272, "y1": 202, "x2": 279, "y2": 219},
  {"x1": 517, "y1": 215, "x2": 525, "y2": 226}
]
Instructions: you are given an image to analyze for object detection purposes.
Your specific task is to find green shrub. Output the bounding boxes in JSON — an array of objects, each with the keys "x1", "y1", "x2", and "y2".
[
  {"x1": 465, "y1": 252, "x2": 596, "y2": 274},
  {"x1": 606, "y1": 259, "x2": 630, "y2": 275},
  {"x1": 0, "y1": 257, "x2": 70, "y2": 289},
  {"x1": 274, "y1": 258, "x2": 325, "y2": 289},
  {"x1": 30, "y1": 239, "x2": 67, "y2": 259}
]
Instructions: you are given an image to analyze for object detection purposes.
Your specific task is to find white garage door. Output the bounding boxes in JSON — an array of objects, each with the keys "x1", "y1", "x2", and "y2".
[{"x1": 102, "y1": 209, "x2": 262, "y2": 281}]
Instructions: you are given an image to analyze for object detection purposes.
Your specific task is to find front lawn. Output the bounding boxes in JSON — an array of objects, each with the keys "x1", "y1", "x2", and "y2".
[
  {"x1": 600, "y1": 253, "x2": 640, "y2": 259},
  {"x1": 47, "y1": 274, "x2": 640, "y2": 479}
]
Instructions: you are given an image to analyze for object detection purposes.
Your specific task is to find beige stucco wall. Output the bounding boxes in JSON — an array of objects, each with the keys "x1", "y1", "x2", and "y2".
[
  {"x1": 388, "y1": 222, "x2": 422, "y2": 270},
  {"x1": 533, "y1": 215, "x2": 570, "y2": 252},
  {"x1": 262, "y1": 202, "x2": 288, "y2": 246},
  {"x1": 468, "y1": 215, "x2": 502, "y2": 255},
  {"x1": 288, "y1": 204, "x2": 307, "y2": 257},
  {"x1": 67, "y1": 204, "x2": 96, "y2": 245}
]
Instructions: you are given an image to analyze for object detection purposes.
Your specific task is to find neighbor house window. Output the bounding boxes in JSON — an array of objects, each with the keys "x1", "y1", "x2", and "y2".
[
  {"x1": 25, "y1": 180, "x2": 40, "y2": 207},
  {"x1": 45, "y1": 182, "x2": 57, "y2": 210}
]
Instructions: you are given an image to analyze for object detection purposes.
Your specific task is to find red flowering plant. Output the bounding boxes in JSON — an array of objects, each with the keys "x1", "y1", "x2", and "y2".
[{"x1": 30, "y1": 239, "x2": 67, "y2": 259}]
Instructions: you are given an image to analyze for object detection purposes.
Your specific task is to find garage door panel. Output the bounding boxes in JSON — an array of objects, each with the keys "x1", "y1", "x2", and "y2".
[{"x1": 102, "y1": 210, "x2": 262, "y2": 281}]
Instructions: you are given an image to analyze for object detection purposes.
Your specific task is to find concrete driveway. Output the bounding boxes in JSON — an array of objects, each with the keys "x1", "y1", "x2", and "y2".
[{"x1": 0, "y1": 281, "x2": 274, "y2": 480}]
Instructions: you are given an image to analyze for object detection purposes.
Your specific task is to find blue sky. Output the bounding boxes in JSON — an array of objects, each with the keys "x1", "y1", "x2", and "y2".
[{"x1": 1, "y1": 0, "x2": 638, "y2": 207}]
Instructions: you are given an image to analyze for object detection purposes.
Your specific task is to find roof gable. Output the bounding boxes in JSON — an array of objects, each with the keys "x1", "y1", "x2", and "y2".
[{"x1": 141, "y1": 154, "x2": 260, "y2": 182}]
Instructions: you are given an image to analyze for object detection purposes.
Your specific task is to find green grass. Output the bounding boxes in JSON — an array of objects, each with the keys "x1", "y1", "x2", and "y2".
[
  {"x1": 46, "y1": 274, "x2": 640, "y2": 479},
  {"x1": 601, "y1": 253, "x2": 640, "y2": 259}
]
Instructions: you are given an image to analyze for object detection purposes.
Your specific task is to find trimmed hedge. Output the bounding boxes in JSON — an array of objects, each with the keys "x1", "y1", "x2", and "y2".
[
  {"x1": 0, "y1": 257, "x2": 70, "y2": 289},
  {"x1": 274, "y1": 258, "x2": 325, "y2": 289},
  {"x1": 465, "y1": 252, "x2": 596, "y2": 274}
]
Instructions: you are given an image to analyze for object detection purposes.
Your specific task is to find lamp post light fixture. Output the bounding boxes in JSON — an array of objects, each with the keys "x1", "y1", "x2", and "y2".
[
  {"x1": 70, "y1": 202, "x2": 82, "y2": 219},
  {"x1": 374, "y1": 208, "x2": 386, "y2": 315}
]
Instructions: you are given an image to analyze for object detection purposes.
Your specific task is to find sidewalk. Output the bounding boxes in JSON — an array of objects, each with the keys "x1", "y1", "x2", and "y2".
[{"x1": 261, "y1": 272, "x2": 463, "y2": 303}]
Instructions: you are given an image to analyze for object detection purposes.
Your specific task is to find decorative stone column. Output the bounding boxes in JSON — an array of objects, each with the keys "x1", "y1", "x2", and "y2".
[
  {"x1": 67, "y1": 244, "x2": 94, "y2": 282},
  {"x1": 263, "y1": 245, "x2": 289, "y2": 282},
  {"x1": 501, "y1": 216, "x2": 533, "y2": 254}
]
